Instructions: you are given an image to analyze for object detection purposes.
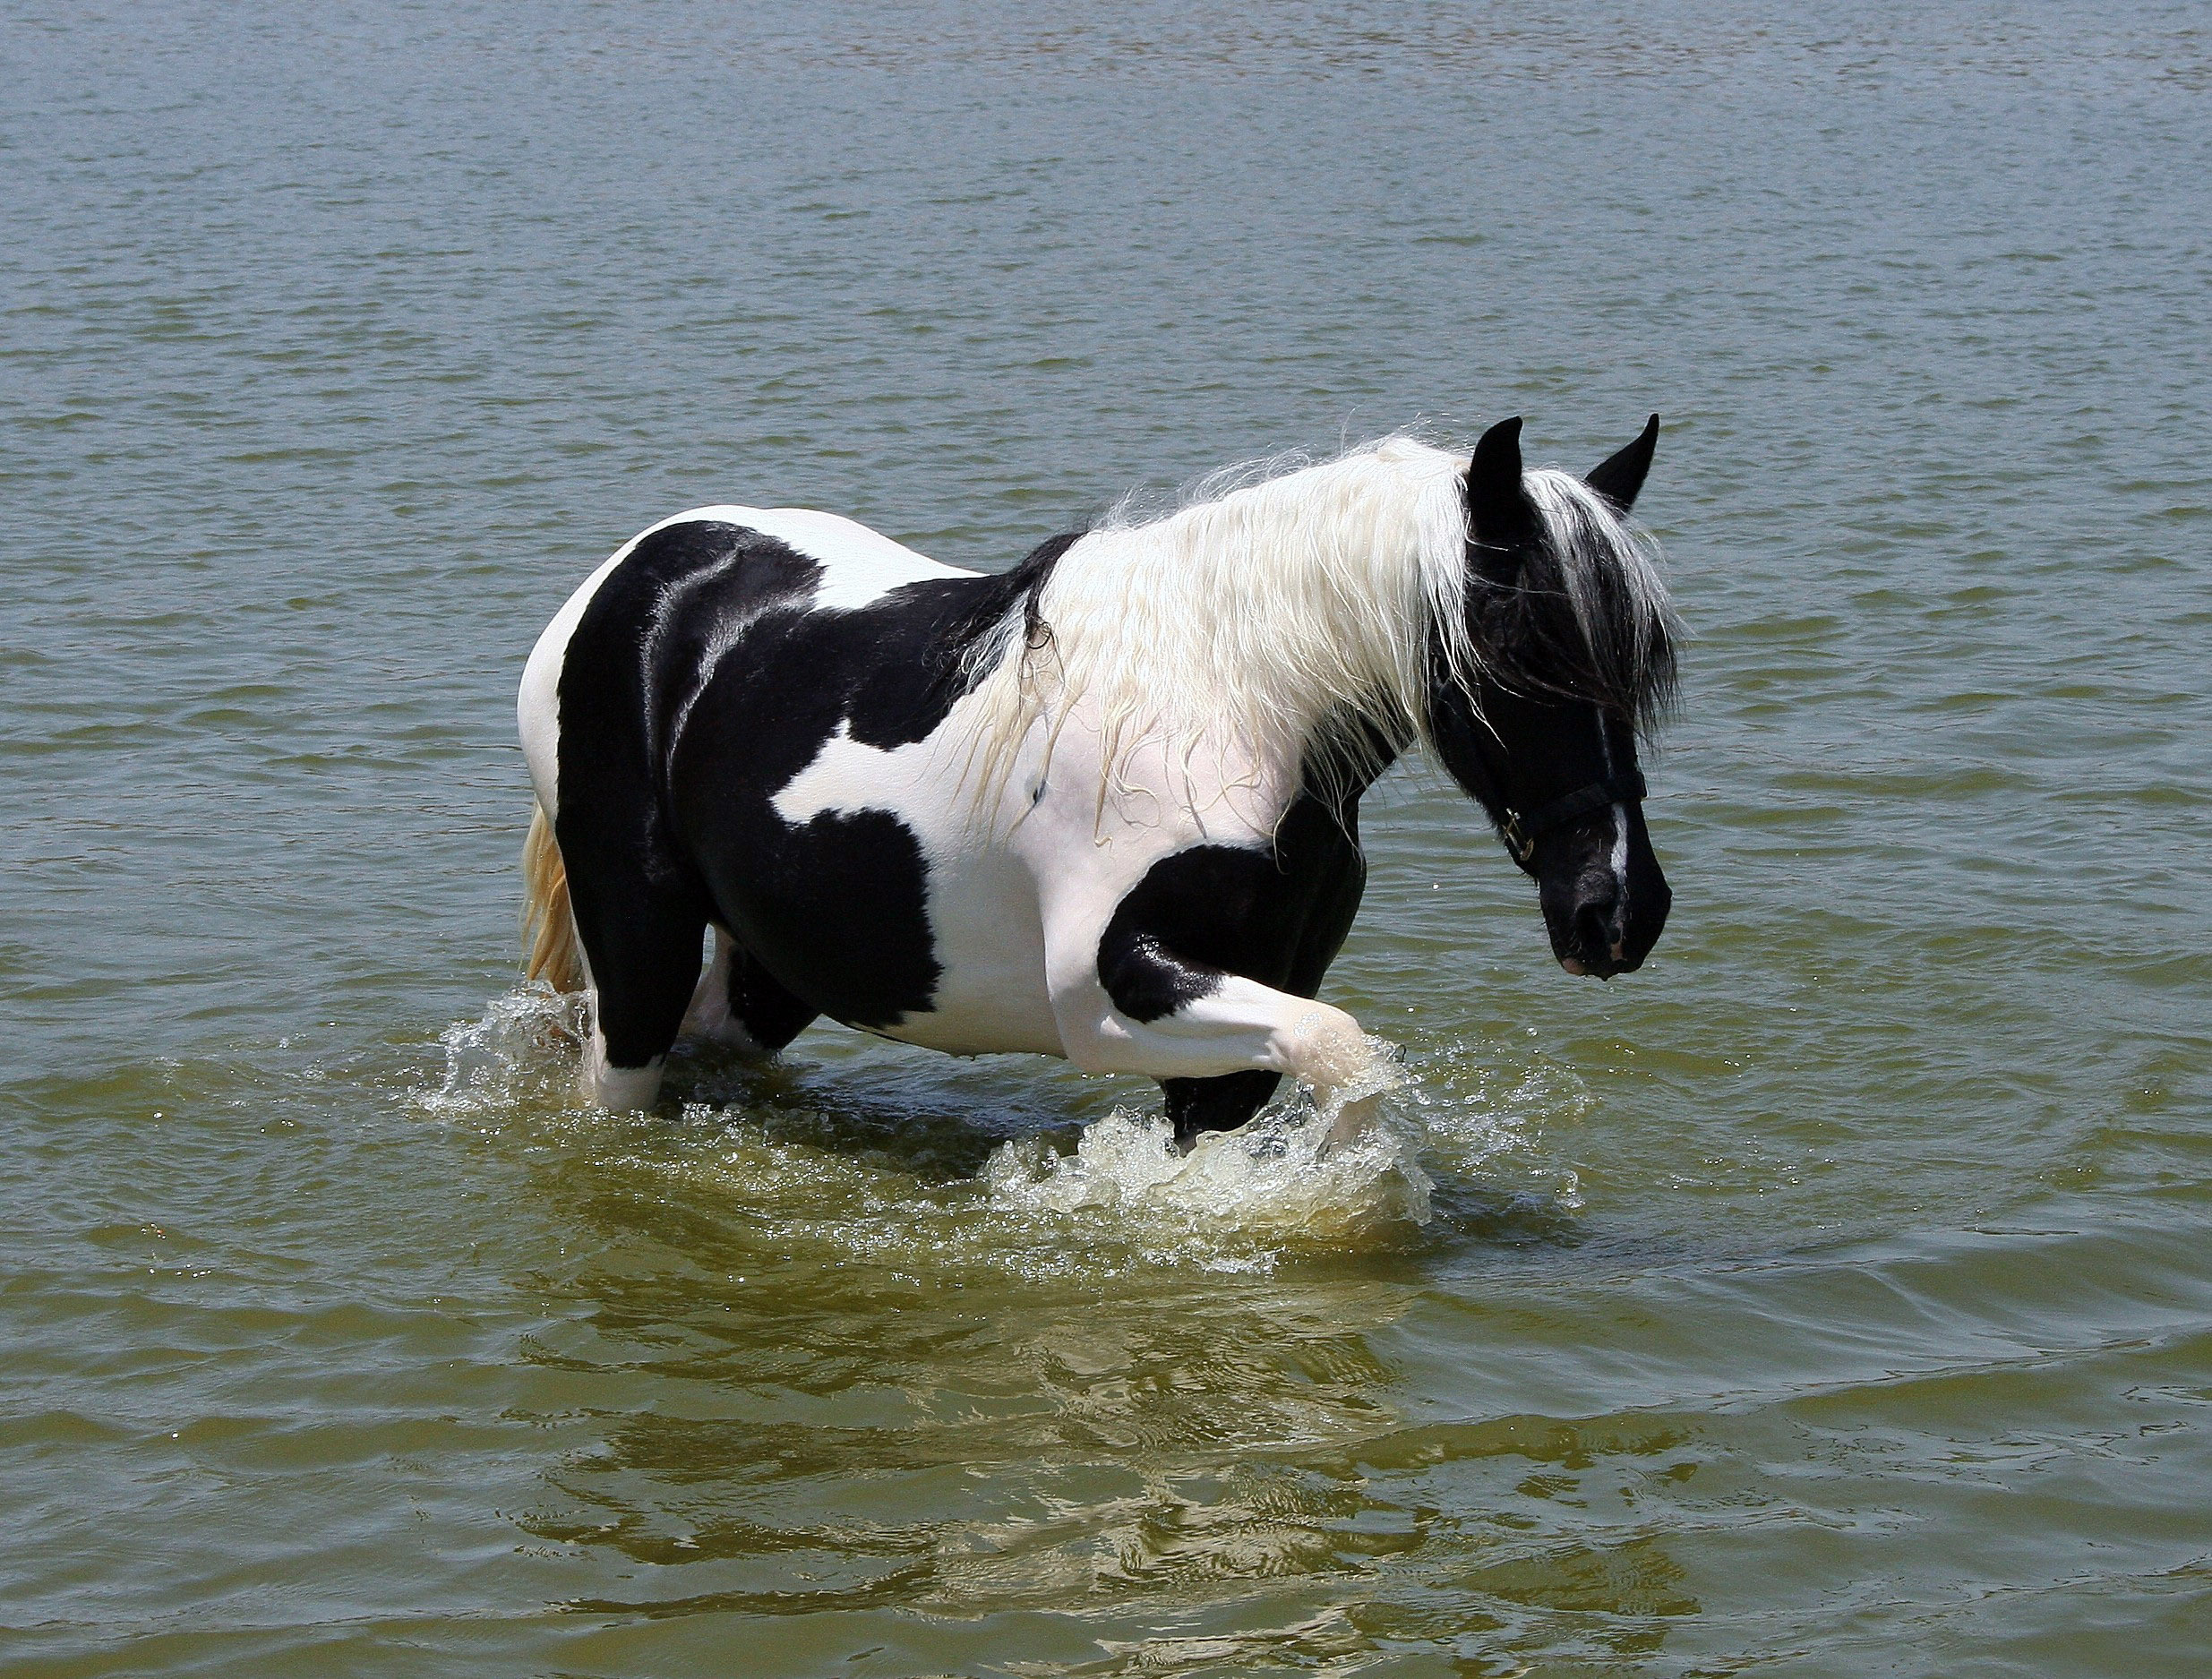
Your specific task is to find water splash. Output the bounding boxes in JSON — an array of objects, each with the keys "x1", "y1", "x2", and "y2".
[
  {"x1": 414, "y1": 992, "x2": 1447, "y2": 1272},
  {"x1": 418, "y1": 981, "x2": 588, "y2": 1120},
  {"x1": 982, "y1": 1048, "x2": 1434, "y2": 1250}
]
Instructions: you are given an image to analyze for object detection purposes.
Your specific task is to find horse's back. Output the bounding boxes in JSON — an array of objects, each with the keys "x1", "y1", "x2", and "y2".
[
  {"x1": 675, "y1": 503, "x2": 973, "y2": 607},
  {"x1": 519, "y1": 505, "x2": 973, "y2": 811}
]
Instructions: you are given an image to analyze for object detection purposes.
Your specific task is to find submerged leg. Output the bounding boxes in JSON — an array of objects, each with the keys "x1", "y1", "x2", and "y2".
[
  {"x1": 682, "y1": 927, "x2": 818, "y2": 1055},
  {"x1": 1162, "y1": 1070, "x2": 1282, "y2": 1148}
]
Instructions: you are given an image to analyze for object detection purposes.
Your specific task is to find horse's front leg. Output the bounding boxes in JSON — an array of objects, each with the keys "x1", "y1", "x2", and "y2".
[{"x1": 1046, "y1": 929, "x2": 1389, "y2": 1148}]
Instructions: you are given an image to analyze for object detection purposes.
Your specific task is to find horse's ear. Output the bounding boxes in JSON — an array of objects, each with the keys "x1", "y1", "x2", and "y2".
[
  {"x1": 1586, "y1": 413, "x2": 1659, "y2": 513},
  {"x1": 1467, "y1": 415, "x2": 1535, "y2": 579}
]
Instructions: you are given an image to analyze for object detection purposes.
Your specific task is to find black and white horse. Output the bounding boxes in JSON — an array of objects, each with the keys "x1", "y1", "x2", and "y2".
[{"x1": 519, "y1": 416, "x2": 1677, "y2": 1145}]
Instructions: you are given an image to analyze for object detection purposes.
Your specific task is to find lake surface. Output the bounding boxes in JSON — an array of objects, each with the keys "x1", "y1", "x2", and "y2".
[{"x1": 5, "y1": 3, "x2": 2210, "y2": 1673}]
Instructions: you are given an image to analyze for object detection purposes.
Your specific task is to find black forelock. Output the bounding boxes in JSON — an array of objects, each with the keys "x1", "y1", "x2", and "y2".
[{"x1": 1467, "y1": 514, "x2": 1678, "y2": 735}]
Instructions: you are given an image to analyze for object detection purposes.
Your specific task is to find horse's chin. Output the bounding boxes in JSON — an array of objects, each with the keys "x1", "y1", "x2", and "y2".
[{"x1": 1556, "y1": 955, "x2": 1625, "y2": 981}]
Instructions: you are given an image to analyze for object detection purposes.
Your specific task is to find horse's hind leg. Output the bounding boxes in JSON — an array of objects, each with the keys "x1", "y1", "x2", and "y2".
[
  {"x1": 682, "y1": 927, "x2": 817, "y2": 1056},
  {"x1": 567, "y1": 874, "x2": 708, "y2": 1110}
]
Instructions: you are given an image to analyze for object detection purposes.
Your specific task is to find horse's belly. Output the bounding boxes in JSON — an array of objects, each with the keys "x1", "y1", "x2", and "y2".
[
  {"x1": 880, "y1": 969, "x2": 1062, "y2": 1057},
  {"x1": 873, "y1": 848, "x2": 1061, "y2": 1057}
]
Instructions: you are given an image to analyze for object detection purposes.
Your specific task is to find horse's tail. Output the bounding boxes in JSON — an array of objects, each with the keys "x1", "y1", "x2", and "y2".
[{"x1": 521, "y1": 801, "x2": 587, "y2": 992}]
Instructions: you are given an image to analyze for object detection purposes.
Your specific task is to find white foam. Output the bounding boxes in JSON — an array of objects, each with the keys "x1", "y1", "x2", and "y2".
[{"x1": 982, "y1": 1049, "x2": 1434, "y2": 1253}]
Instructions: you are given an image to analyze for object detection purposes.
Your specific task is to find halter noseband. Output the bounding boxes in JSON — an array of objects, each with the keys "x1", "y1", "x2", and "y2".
[{"x1": 1499, "y1": 769, "x2": 1647, "y2": 867}]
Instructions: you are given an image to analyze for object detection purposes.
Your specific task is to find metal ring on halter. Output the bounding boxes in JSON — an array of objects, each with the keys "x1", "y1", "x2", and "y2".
[{"x1": 1500, "y1": 769, "x2": 1649, "y2": 865}]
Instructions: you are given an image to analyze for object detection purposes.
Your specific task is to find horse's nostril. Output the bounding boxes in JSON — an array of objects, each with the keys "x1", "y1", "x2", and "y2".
[{"x1": 1573, "y1": 902, "x2": 1614, "y2": 954}]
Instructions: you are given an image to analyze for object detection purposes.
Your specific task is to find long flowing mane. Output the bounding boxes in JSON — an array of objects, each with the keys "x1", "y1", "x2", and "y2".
[{"x1": 959, "y1": 434, "x2": 1676, "y2": 810}]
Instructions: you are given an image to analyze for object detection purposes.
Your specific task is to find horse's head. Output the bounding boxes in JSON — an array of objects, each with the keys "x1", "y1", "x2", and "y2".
[{"x1": 1428, "y1": 415, "x2": 1678, "y2": 980}]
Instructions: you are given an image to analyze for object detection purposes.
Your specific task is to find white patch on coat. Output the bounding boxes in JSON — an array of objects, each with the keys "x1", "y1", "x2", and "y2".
[
  {"x1": 1596, "y1": 719, "x2": 1632, "y2": 909},
  {"x1": 583, "y1": 1031, "x2": 664, "y2": 1109},
  {"x1": 764, "y1": 685, "x2": 1325, "y2": 1080},
  {"x1": 770, "y1": 710, "x2": 1064, "y2": 1057},
  {"x1": 519, "y1": 544, "x2": 631, "y2": 820},
  {"x1": 690, "y1": 504, "x2": 973, "y2": 610}
]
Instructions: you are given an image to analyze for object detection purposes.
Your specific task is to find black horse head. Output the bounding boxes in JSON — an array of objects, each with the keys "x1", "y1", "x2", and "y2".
[{"x1": 1428, "y1": 415, "x2": 1678, "y2": 979}]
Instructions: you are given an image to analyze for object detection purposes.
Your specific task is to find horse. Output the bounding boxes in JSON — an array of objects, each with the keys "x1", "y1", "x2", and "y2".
[{"x1": 517, "y1": 415, "x2": 1678, "y2": 1147}]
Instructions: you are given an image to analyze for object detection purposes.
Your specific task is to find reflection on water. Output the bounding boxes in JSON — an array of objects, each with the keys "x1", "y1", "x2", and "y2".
[
  {"x1": 527, "y1": 1288, "x2": 1412, "y2": 1613},
  {"x1": 420, "y1": 989, "x2": 1720, "y2": 1658}
]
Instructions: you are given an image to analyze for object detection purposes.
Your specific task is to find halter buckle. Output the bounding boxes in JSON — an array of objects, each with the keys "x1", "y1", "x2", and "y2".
[{"x1": 1500, "y1": 811, "x2": 1535, "y2": 865}]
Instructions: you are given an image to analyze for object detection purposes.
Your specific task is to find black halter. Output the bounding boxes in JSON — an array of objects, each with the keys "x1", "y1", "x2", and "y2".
[{"x1": 1499, "y1": 769, "x2": 1647, "y2": 867}]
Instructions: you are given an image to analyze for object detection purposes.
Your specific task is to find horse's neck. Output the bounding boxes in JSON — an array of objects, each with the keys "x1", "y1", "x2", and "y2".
[
  {"x1": 968, "y1": 449, "x2": 1458, "y2": 823},
  {"x1": 1309, "y1": 707, "x2": 1410, "y2": 802}
]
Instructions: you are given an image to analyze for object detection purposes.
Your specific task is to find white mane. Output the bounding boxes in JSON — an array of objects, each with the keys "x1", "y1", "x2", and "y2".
[{"x1": 959, "y1": 434, "x2": 1668, "y2": 814}]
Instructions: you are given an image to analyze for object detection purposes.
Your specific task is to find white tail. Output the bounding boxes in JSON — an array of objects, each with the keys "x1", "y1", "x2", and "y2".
[{"x1": 520, "y1": 801, "x2": 586, "y2": 992}]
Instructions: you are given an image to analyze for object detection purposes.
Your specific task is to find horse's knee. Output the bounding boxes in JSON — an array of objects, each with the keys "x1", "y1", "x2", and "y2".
[{"x1": 1273, "y1": 1000, "x2": 1375, "y2": 1090}]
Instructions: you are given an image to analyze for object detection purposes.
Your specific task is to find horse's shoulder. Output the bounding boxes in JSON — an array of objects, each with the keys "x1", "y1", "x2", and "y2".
[{"x1": 1093, "y1": 793, "x2": 1367, "y2": 1005}]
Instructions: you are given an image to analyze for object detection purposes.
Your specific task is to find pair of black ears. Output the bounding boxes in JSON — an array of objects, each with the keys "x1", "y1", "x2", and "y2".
[{"x1": 1467, "y1": 413, "x2": 1660, "y2": 554}]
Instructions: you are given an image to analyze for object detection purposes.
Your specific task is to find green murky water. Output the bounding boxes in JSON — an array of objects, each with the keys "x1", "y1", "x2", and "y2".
[{"x1": 6, "y1": 4, "x2": 2210, "y2": 1673}]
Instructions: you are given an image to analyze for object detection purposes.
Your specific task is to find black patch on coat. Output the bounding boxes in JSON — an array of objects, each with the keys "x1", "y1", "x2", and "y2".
[
  {"x1": 1096, "y1": 794, "x2": 1369, "y2": 1139},
  {"x1": 838, "y1": 530, "x2": 1079, "y2": 751},
  {"x1": 717, "y1": 935, "x2": 820, "y2": 1055},
  {"x1": 553, "y1": 519, "x2": 1073, "y2": 1063},
  {"x1": 1096, "y1": 927, "x2": 1215, "y2": 1024}
]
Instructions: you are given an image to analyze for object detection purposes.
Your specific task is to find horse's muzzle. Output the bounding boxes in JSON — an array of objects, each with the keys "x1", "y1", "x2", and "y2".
[{"x1": 1546, "y1": 868, "x2": 1669, "y2": 981}]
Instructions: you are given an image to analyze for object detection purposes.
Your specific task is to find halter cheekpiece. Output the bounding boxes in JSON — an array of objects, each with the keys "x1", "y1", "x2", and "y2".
[{"x1": 1500, "y1": 769, "x2": 1648, "y2": 866}]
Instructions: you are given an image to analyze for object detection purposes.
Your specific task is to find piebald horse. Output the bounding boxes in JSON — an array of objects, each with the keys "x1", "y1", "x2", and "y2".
[{"x1": 519, "y1": 417, "x2": 1677, "y2": 1145}]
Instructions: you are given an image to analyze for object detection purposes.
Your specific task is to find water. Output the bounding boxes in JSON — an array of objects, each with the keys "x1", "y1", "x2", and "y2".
[{"x1": 5, "y1": 2, "x2": 2210, "y2": 1672}]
